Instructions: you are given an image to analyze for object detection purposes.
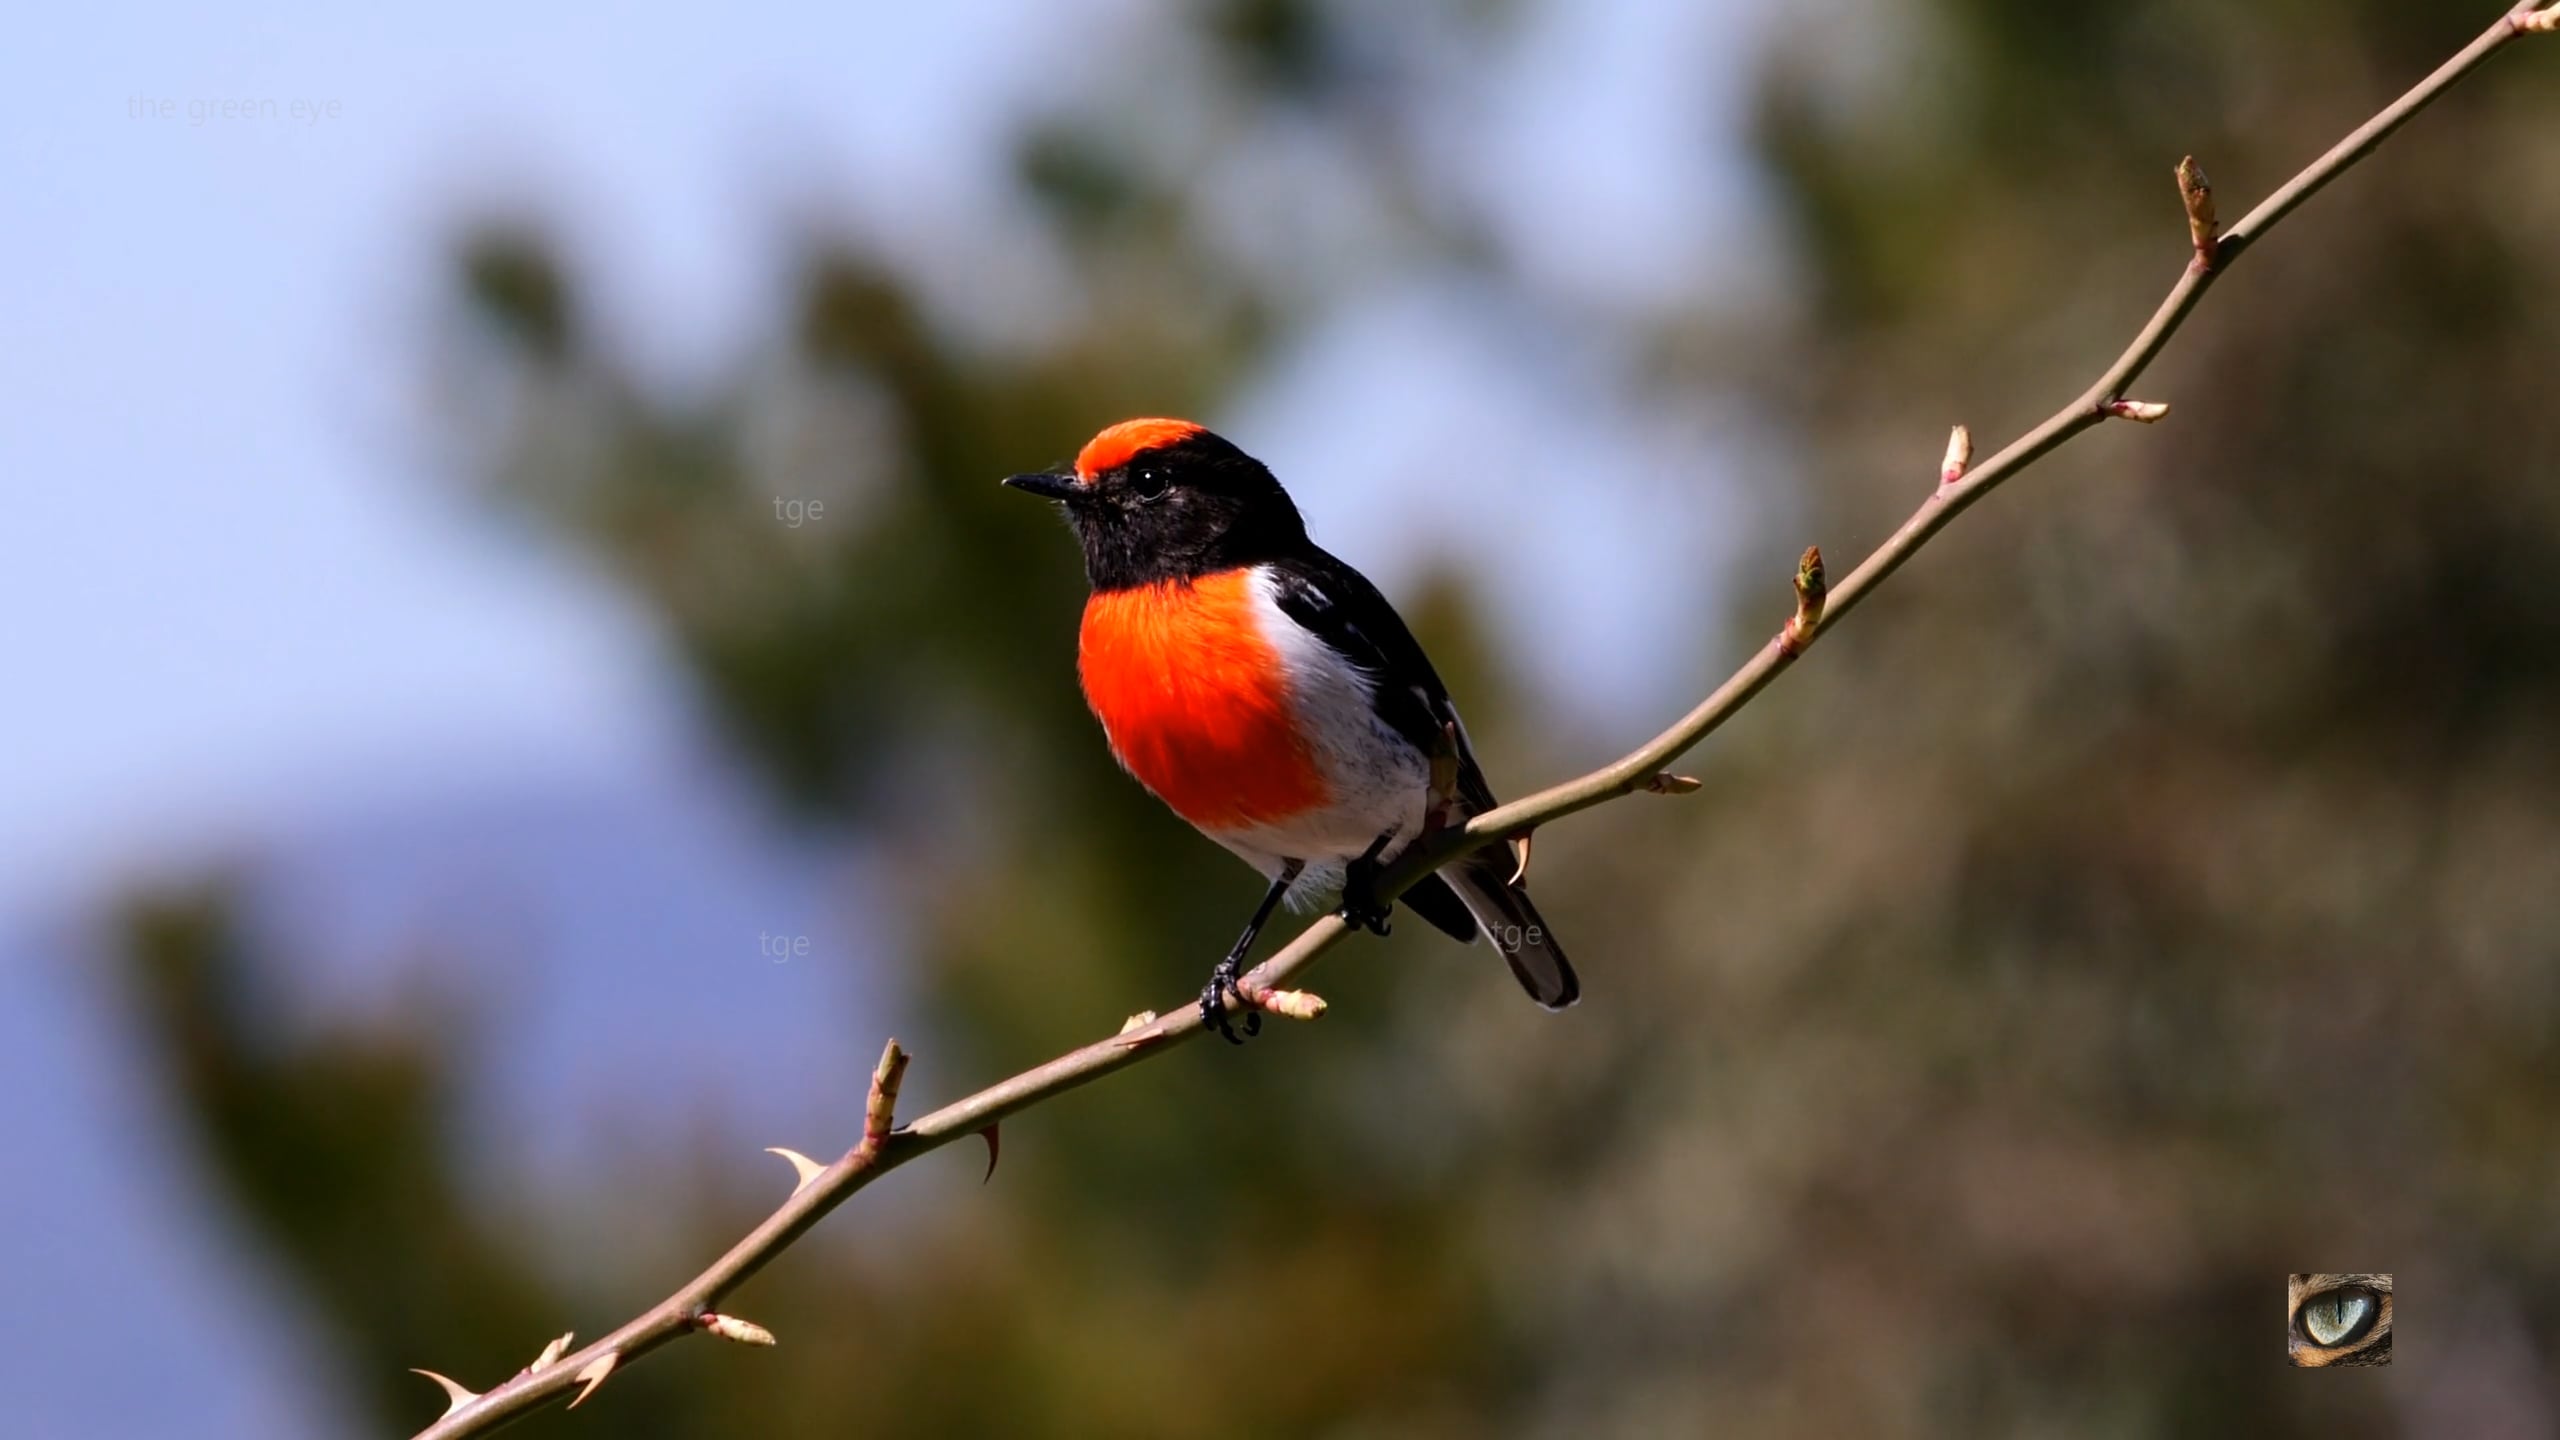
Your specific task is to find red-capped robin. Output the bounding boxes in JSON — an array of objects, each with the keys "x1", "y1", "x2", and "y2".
[{"x1": 1005, "y1": 419, "x2": 1578, "y2": 1042}]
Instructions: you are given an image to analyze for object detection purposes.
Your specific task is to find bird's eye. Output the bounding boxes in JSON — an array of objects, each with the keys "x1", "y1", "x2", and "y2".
[
  {"x1": 2299, "y1": 1288, "x2": 2378, "y2": 1346},
  {"x1": 1130, "y1": 467, "x2": 1170, "y2": 500}
]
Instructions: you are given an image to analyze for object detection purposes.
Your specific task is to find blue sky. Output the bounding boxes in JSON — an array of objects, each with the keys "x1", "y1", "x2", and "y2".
[{"x1": 0, "y1": 1, "x2": 1776, "y2": 1432}]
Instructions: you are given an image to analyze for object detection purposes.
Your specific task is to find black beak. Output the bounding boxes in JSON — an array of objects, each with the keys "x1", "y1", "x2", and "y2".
[{"x1": 1002, "y1": 471, "x2": 1082, "y2": 501}]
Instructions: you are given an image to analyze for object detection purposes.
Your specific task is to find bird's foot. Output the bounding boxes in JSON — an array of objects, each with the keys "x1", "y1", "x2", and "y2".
[
  {"x1": 1198, "y1": 954, "x2": 1261, "y2": 1045},
  {"x1": 1338, "y1": 854, "x2": 1393, "y2": 938}
]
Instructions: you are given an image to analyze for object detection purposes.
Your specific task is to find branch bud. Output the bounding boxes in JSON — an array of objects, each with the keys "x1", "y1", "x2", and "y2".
[
  {"x1": 1940, "y1": 425, "x2": 1973, "y2": 487},
  {"x1": 2105, "y1": 398, "x2": 2172, "y2": 423},
  {"x1": 698, "y1": 1312, "x2": 778, "y2": 1346},
  {"x1": 862, "y1": 1039, "x2": 909, "y2": 1150},
  {"x1": 1644, "y1": 773, "x2": 1703, "y2": 794},
  {"x1": 2518, "y1": 3, "x2": 2560, "y2": 34},
  {"x1": 531, "y1": 1332, "x2": 575, "y2": 1374},
  {"x1": 1781, "y1": 546, "x2": 1827, "y2": 656},
  {"x1": 1242, "y1": 985, "x2": 1329, "y2": 1022},
  {"x1": 2177, "y1": 156, "x2": 2218, "y2": 264}
]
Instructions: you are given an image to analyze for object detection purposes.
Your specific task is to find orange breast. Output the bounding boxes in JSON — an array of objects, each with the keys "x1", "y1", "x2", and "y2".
[{"x1": 1079, "y1": 571, "x2": 1328, "y2": 831}]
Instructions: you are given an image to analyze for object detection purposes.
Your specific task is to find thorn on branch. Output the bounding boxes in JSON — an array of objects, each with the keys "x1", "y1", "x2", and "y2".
[
  {"x1": 530, "y1": 1332, "x2": 575, "y2": 1374},
  {"x1": 568, "y1": 1353, "x2": 619, "y2": 1410},
  {"x1": 2178, "y1": 156, "x2": 2219, "y2": 265},
  {"x1": 765, "y1": 1147, "x2": 828, "y2": 1194},
  {"x1": 1506, "y1": 829, "x2": 1533, "y2": 886},
  {"x1": 862, "y1": 1039, "x2": 910, "y2": 1151},
  {"x1": 2105, "y1": 398, "x2": 2172, "y2": 423},
  {"x1": 1940, "y1": 425, "x2": 1973, "y2": 487},
  {"x1": 1644, "y1": 772, "x2": 1703, "y2": 794},
  {"x1": 412, "y1": 1369, "x2": 478, "y2": 1418},
  {"x1": 1117, "y1": 1010, "x2": 1156, "y2": 1035},
  {"x1": 1779, "y1": 546, "x2": 1826, "y2": 657},
  {"x1": 698, "y1": 1312, "x2": 778, "y2": 1346},
  {"x1": 977, "y1": 1124, "x2": 1000, "y2": 1183}
]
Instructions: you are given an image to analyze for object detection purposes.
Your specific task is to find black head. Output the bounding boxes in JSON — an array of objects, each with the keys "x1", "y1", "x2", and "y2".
[{"x1": 1003, "y1": 419, "x2": 1307, "y2": 592}]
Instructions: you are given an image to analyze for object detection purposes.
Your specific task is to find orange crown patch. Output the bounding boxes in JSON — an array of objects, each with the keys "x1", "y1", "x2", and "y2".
[{"x1": 1076, "y1": 418, "x2": 1204, "y2": 482}]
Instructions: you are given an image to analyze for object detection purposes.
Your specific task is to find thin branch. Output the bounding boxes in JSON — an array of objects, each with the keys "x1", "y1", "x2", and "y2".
[{"x1": 411, "y1": 9, "x2": 2555, "y2": 1434}]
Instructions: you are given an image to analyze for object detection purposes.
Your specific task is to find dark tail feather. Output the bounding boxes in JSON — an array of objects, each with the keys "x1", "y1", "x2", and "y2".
[
  {"x1": 1442, "y1": 851, "x2": 1579, "y2": 1010},
  {"x1": 1400, "y1": 873, "x2": 1480, "y2": 944}
]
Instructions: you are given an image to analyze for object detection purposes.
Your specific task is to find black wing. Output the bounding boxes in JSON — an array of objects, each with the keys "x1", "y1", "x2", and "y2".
[{"x1": 1265, "y1": 549, "x2": 1547, "y2": 958}]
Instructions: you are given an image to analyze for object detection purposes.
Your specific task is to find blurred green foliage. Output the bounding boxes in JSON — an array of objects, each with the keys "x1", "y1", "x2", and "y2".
[{"x1": 114, "y1": 1, "x2": 2560, "y2": 1435}]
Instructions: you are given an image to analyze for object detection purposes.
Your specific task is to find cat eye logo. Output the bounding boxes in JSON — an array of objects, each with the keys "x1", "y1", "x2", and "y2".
[{"x1": 2288, "y1": 1273, "x2": 2392, "y2": 1367}]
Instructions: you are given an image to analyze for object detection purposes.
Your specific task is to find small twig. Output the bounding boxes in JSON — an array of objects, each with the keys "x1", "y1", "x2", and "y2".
[
  {"x1": 407, "y1": 10, "x2": 2556, "y2": 1434},
  {"x1": 412, "y1": 1039, "x2": 913, "y2": 1433}
]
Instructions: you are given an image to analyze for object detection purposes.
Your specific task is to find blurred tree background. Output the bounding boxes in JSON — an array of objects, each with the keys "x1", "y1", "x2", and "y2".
[{"x1": 110, "y1": 0, "x2": 2560, "y2": 1435}]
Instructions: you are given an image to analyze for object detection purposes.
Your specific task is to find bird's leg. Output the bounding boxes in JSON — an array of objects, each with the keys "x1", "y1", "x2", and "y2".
[
  {"x1": 1338, "y1": 827, "x2": 1399, "y2": 938},
  {"x1": 1202, "y1": 859, "x2": 1303, "y2": 1045}
]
